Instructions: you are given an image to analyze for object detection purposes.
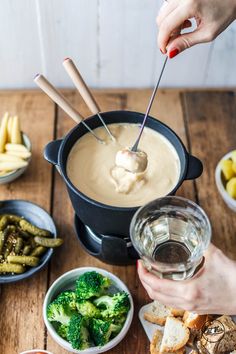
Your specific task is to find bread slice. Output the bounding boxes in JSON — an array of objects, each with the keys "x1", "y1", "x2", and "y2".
[
  {"x1": 144, "y1": 301, "x2": 173, "y2": 326},
  {"x1": 144, "y1": 301, "x2": 185, "y2": 326},
  {"x1": 150, "y1": 329, "x2": 185, "y2": 354},
  {"x1": 171, "y1": 309, "x2": 185, "y2": 317},
  {"x1": 160, "y1": 316, "x2": 190, "y2": 352},
  {"x1": 200, "y1": 315, "x2": 236, "y2": 353},
  {"x1": 183, "y1": 311, "x2": 207, "y2": 330}
]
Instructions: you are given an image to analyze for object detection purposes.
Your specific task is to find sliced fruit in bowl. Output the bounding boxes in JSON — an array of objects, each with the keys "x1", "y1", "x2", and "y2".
[
  {"x1": 0, "y1": 112, "x2": 32, "y2": 184},
  {"x1": 215, "y1": 150, "x2": 236, "y2": 211}
]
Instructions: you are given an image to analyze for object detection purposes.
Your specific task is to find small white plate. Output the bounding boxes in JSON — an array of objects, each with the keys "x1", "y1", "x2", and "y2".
[
  {"x1": 43, "y1": 267, "x2": 134, "y2": 354},
  {"x1": 139, "y1": 303, "x2": 236, "y2": 351},
  {"x1": 139, "y1": 304, "x2": 162, "y2": 342},
  {"x1": 215, "y1": 150, "x2": 236, "y2": 212}
]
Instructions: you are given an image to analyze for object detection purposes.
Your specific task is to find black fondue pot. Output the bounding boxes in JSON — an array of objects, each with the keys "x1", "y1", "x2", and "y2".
[{"x1": 44, "y1": 110, "x2": 203, "y2": 237}]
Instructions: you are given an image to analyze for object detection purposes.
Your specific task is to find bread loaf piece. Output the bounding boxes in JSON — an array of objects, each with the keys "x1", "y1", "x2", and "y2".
[
  {"x1": 150, "y1": 329, "x2": 185, "y2": 354},
  {"x1": 200, "y1": 315, "x2": 236, "y2": 353},
  {"x1": 171, "y1": 309, "x2": 185, "y2": 317},
  {"x1": 144, "y1": 301, "x2": 173, "y2": 326},
  {"x1": 144, "y1": 301, "x2": 185, "y2": 326},
  {"x1": 183, "y1": 311, "x2": 207, "y2": 330},
  {"x1": 160, "y1": 316, "x2": 190, "y2": 352}
]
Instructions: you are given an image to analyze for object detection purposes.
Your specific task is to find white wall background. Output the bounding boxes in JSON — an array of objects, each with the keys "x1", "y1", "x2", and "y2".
[{"x1": 0, "y1": 0, "x2": 235, "y2": 89}]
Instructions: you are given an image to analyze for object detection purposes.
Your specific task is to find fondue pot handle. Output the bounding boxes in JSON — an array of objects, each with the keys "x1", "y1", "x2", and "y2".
[
  {"x1": 44, "y1": 139, "x2": 62, "y2": 166},
  {"x1": 185, "y1": 155, "x2": 203, "y2": 180}
]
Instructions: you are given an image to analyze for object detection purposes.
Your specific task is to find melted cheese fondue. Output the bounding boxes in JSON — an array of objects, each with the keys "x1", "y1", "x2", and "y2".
[{"x1": 67, "y1": 123, "x2": 180, "y2": 207}]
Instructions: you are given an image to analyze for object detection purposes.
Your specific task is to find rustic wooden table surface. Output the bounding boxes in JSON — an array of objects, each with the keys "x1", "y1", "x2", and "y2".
[{"x1": 0, "y1": 89, "x2": 236, "y2": 354}]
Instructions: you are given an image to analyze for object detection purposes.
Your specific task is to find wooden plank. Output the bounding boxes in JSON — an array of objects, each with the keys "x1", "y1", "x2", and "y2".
[
  {"x1": 0, "y1": 91, "x2": 55, "y2": 353},
  {"x1": 182, "y1": 91, "x2": 236, "y2": 259},
  {"x1": 0, "y1": 0, "x2": 42, "y2": 89},
  {"x1": 47, "y1": 89, "x2": 192, "y2": 353},
  {"x1": 36, "y1": 0, "x2": 99, "y2": 87}
]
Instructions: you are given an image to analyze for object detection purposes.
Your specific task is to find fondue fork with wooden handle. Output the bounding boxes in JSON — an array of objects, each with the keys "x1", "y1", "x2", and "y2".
[
  {"x1": 63, "y1": 58, "x2": 115, "y2": 141},
  {"x1": 131, "y1": 56, "x2": 168, "y2": 152},
  {"x1": 34, "y1": 74, "x2": 104, "y2": 143}
]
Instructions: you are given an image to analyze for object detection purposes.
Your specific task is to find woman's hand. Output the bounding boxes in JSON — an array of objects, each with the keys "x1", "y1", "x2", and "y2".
[
  {"x1": 157, "y1": 0, "x2": 236, "y2": 58},
  {"x1": 137, "y1": 243, "x2": 236, "y2": 314}
]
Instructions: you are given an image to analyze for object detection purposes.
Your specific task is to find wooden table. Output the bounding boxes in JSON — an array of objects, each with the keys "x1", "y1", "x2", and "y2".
[{"x1": 0, "y1": 89, "x2": 236, "y2": 354}]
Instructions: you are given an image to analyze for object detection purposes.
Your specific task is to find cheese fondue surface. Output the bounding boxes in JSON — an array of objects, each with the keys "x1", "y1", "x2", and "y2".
[{"x1": 67, "y1": 123, "x2": 180, "y2": 207}]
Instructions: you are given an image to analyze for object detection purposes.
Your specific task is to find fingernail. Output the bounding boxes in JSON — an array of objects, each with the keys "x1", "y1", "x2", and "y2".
[
  {"x1": 160, "y1": 48, "x2": 164, "y2": 54},
  {"x1": 169, "y1": 48, "x2": 179, "y2": 59},
  {"x1": 136, "y1": 260, "x2": 139, "y2": 269}
]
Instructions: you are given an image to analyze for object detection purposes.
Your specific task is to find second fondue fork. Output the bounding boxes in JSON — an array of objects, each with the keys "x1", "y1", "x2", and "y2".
[
  {"x1": 63, "y1": 58, "x2": 115, "y2": 141},
  {"x1": 34, "y1": 74, "x2": 104, "y2": 144}
]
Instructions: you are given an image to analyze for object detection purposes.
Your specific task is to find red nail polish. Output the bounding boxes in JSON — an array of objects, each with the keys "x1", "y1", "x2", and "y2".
[
  {"x1": 136, "y1": 260, "x2": 139, "y2": 269},
  {"x1": 169, "y1": 48, "x2": 179, "y2": 59}
]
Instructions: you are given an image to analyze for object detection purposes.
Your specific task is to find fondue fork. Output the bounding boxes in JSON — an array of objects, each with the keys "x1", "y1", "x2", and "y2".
[
  {"x1": 34, "y1": 74, "x2": 104, "y2": 144},
  {"x1": 63, "y1": 58, "x2": 115, "y2": 141},
  {"x1": 131, "y1": 56, "x2": 168, "y2": 152}
]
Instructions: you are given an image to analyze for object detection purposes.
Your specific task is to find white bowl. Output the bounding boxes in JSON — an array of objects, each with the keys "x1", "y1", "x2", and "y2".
[
  {"x1": 43, "y1": 267, "x2": 134, "y2": 354},
  {"x1": 20, "y1": 350, "x2": 53, "y2": 354},
  {"x1": 215, "y1": 151, "x2": 236, "y2": 212},
  {"x1": 0, "y1": 132, "x2": 31, "y2": 184}
]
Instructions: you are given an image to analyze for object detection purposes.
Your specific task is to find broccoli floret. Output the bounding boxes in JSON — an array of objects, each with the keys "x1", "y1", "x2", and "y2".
[
  {"x1": 67, "y1": 313, "x2": 90, "y2": 350},
  {"x1": 57, "y1": 324, "x2": 68, "y2": 340},
  {"x1": 56, "y1": 290, "x2": 77, "y2": 310},
  {"x1": 76, "y1": 299, "x2": 101, "y2": 318},
  {"x1": 89, "y1": 318, "x2": 122, "y2": 346},
  {"x1": 47, "y1": 291, "x2": 77, "y2": 325},
  {"x1": 94, "y1": 292, "x2": 130, "y2": 318},
  {"x1": 76, "y1": 271, "x2": 111, "y2": 300},
  {"x1": 111, "y1": 314, "x2": 127, "y2": 326}
]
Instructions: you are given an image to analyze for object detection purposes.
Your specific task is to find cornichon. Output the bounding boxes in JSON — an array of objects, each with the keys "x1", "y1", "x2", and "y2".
[
  {"x1": 0, "y1": 263, "x2": 25, "y2": 274},
  {"x1": 14, "y1": 237, "x2": 24, "y2": 254},
  {"x1": 18, "y1": 229, "x2": 32, "y2": 239},
  {"x1": 0, "y1": 230, "x2": 5, "y2": 254},
  {"x1": 0, "y1": 212, "x2": 63, "y2": 274},
  {"x1": 19, "y1": 219, "x2": 52, "y2": 237},
  {"x1": 22, "y1": 245, "x2": 31, "y2": 255},
  {"x1": 34, "y1": 236, "x2": 63, "y2": 248},
  {"x1": 30, "y1": 246, "x2": 47, "y2": 257},
  {"x1": 0, "y1": 215, "x2": 9, "y2": 230},
  {"x1": 4, "y1": 240, "x2": 13, "y2": 259},
  {"x1": 7, "y1": 255, "x2": 39, "y2": 267}
]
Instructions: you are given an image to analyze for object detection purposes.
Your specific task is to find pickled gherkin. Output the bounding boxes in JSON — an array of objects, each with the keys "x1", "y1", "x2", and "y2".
[
  {"x1": 0, "y1": 212, "x2": 62, "y2": 275},
  {"x1": 7, "y1": 255, "x2": 39, "y2": 267},
  {"x1": 0, "y1": 263, "x2": 25, "y2": 274},
  {"x1": 22, "y1": 245, "x2": 31, "y2": 256},
  {"x1": 14, "y1": 237, "x2": 24, "y2": 254},
  {"x1": 30, "y1": 246, "x2": 47, "y2": 257},
  {"x1": 34, "y1": 236, "x2": 63, "y2": 248},
  {"x1": 19, "y1": 219, "x2": 52, "y2": 237},
  {"x1": 0, "y1": 215, "x2": 9, "y2": 230}
]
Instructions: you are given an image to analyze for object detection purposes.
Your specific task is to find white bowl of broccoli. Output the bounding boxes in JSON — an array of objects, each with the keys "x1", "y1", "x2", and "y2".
[{"x1": 43, "y1": 267, "x2": 134, "y2": 353}]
